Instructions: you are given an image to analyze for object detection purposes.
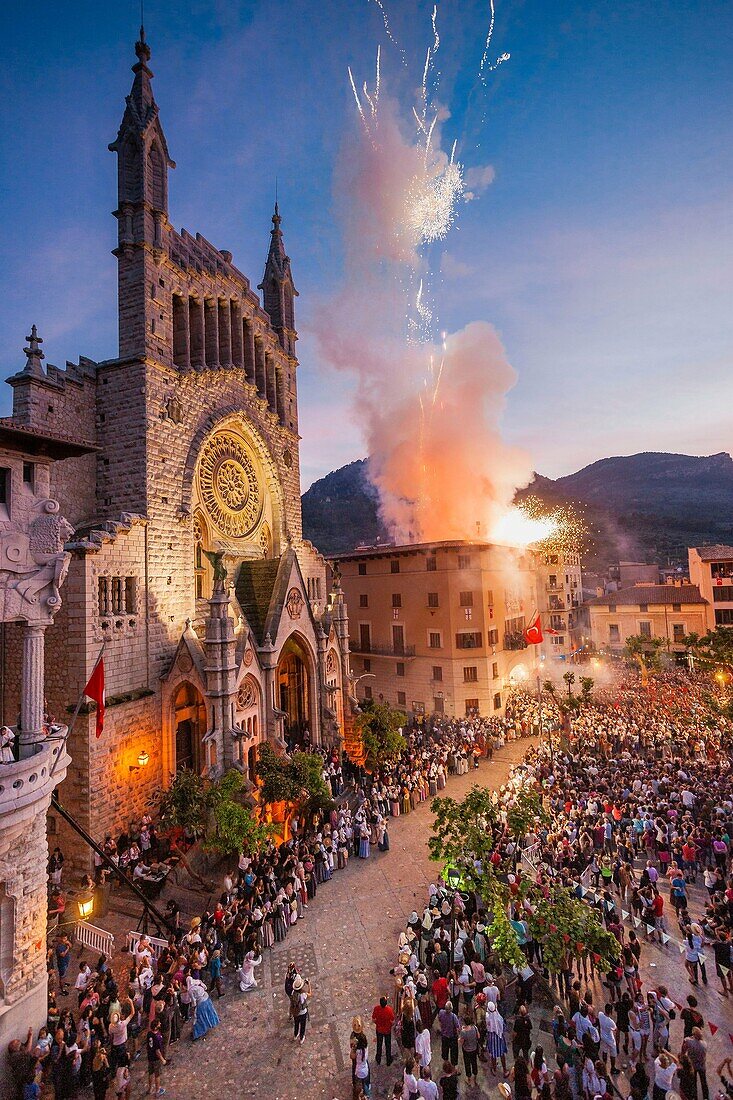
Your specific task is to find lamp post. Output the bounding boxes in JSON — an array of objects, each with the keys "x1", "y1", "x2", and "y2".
[{"x1": 445, "y1": 866, "x2": 461, "y2": 971}]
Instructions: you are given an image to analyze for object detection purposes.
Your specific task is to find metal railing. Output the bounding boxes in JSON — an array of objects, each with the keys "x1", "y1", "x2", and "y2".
[
  {"x1": 75, "y1": 921, "x2": 115, "y2": 956},
  {"x1": 349, "y1": 642, "x2": 416, "y2": 657}
]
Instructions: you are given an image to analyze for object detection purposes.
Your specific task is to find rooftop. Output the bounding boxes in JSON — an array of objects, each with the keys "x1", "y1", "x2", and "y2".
[
  {"x1": 691, "y1": 545, "x2": 733, "y2": 562},
  {"x1": 332, "y1": 539, "x2": 525, "y2": 562},
  {"x1": 0, "y1": 420, "x2": 98, "y2": 459},
  {"x1": 587, "y1": 584, "x2": 707, "y2": 607}
]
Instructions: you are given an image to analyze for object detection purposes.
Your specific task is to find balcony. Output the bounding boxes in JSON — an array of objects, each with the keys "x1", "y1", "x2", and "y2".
[
  {"x1": 0, "y1": 734, "x2": 69, "y2": 821},
  {"x1": 546, "y1": 584, "x2": 563, "y2": 593},
  {"x1": 349, "y1": 641, "x2": 417, "y2": 657},
  {"x1": 504, "y1": 632, "x2": 528, "y2": 651},
  {"x1": 548, "y1": 598, "x2": 565, "y2": 611}
]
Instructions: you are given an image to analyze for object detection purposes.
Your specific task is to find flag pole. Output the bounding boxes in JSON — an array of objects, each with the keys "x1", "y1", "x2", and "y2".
[{"x1": 49, "y1": 643, "x2": 105, "y2": 780}]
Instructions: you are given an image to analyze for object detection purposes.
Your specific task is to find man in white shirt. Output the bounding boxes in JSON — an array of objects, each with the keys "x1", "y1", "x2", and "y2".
[
  {"x1": 417, "y1": 1068, "x2": 439, "y2": 1100},
  {"x1": 598, "y1": 1003, "x2": 619, "y2": 1074}
]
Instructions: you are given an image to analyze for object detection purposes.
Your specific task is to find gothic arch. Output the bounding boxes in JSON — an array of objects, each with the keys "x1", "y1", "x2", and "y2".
[
  {"x1": 275, "y1": 630, "x2": 318, "y2": 747},
  {"x1": 121, "y1": 135, "x2": 141, "y2": 202}
]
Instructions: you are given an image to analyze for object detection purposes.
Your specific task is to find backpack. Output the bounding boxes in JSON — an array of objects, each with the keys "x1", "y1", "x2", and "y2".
[{"x1": 289, "y1": 990, "x2": 302, "y2": 1018}]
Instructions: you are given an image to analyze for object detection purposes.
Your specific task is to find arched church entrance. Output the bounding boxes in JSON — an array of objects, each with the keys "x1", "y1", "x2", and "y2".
[
  {"x1": 276, "y1": 636, "x2": 314, "y2": 750},
  {"x1": 173, "y1": 682, "x2": 207, "y2": 772}
]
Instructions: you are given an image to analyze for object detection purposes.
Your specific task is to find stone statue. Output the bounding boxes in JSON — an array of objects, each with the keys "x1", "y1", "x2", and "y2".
[
  {"x1": 201, "y1": 548, "x2": 228, "y2": 594},
  {"x1": 0, "y1": 500, "x2": 73, "y2": 622},
  {"x1": 331, "y1": 562, "x2": 342, "y2": 591}
]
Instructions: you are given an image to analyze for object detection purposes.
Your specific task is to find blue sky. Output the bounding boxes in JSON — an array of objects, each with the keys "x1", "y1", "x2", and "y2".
[{"x1": 1, "y1": 0, "x2": 731, "y2": 489}]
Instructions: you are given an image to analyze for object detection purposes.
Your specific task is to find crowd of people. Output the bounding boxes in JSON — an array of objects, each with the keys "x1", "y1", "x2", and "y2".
[
  {"x1": 360, "y1": 669, "x2": 733, "y2": 1100},
  {"x1": 10, "y1": 666, "x2": 733, "y2": 1100}
]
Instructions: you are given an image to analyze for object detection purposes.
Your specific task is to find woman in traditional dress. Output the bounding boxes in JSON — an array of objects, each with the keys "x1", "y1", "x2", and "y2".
[
  {"x1": 186, "y1": 973, "x2": 220, "y2": 1040},
  {"x1": 485, "y1": 1000, "x2": 508, "y2": 1075},
  {"x1": 359, "y1": 820, "x2": 371, "y2": 859},
  {"x1": 237, "y1": 948, "x2": 262, "y2": 992}
]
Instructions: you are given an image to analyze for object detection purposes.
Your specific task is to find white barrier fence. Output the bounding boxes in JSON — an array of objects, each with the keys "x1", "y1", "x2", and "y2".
[
  {"x1": 75, "y1": 921, "x2": 115, "y2": 957},
  {"x1": 126, "y1": 930, "x2": 169, "y2": 959}
]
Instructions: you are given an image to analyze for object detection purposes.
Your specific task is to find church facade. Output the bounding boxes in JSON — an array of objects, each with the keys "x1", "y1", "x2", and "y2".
[{"x1": 2, "y1": 30, "x2": 351, "y2": 864}]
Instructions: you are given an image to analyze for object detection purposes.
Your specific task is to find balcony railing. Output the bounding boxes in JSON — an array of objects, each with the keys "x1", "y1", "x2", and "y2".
[
  {"x1": 504, "y1": 632, "x2": 528, "y2": 651},
  {"x1": 0, "y1": 734, "x2": 69, "y2": 818},
  {"x1": 349, "y1": 641, "x2": 417, "y2": 657}
]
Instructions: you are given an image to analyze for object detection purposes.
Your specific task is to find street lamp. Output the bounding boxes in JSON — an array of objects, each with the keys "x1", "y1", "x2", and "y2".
[
  {"x1": 77, "y1": 895, "x2": 94, "y2": 921},
  {"x1": 444, "y1": 867, "x2": 463, "y2": 970}
]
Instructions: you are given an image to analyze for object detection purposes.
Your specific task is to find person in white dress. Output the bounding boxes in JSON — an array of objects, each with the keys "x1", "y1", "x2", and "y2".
[{"x1": 238, "y1": 949, "x2": 262, "y2": 992}]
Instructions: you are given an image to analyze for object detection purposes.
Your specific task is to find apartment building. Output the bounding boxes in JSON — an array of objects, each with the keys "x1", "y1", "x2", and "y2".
[
  {"x1": 334, "y1": 540, "x2": 540, "y2": 719},
  {"x1": 531, "y1": 549, "x2": 583, "y2": 661},
  {"x1": 587, "y1": 583, "x2": 708, "y2": 655},
  {"x1": 688, "y1": 545, "x2": 733, "y2": 632}
]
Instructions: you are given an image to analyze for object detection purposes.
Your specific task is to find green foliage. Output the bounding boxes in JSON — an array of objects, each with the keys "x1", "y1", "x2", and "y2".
[
  {"x1": 206, "y1": 798, "x2": 274, "y2": 856},
  {"x1": 525, "y1": 884, "x2": 621, "y2": 975},
  {"x1": 255, "y1": 743, "x2": 331, "y2": 811},
  {"x1": 355, "y1": 700, "x2": 406, "y2": 770},
  {"x1": 579, "y1": 676, "x2": 594, "y2": 702},
  {"x1": 157, "y1": 768, "x2": 208, "y2": 836},
  {"x1": 685, "y1": 627, "x2": 733, "y2": 669},
  {"x1": 625, "y1": 633, "x2": 665, "y2": 671},
  {"x1": 486, "y1": 902, "x2": 526, "y2": 969},
  {"x1": 429, "y1": 786, "x2": 500, "y2": 871},
  {"x1": 506, "y1": 788, "x2": 548, "y2": 840}
]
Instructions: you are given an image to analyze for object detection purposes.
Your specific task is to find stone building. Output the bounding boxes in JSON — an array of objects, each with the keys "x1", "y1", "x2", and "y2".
[
  {"x1": 335, "y1": 540, "x2": 540, "y2": 720},
  {"x1": 1, "y1": 30, "x2": 350, "y2": 868},
  {"x1": 530, "y1": 549, "x2": 584, "y2": 663},
  {"x1": 688, "y1": 545, "x2": 733, "y2": 632},
  {"x1": 0, "y1": 424, "x2": 80, "y2": 1091},
  {"x1": 586, "y1": 583, "x2": 708, "y2": 656}
]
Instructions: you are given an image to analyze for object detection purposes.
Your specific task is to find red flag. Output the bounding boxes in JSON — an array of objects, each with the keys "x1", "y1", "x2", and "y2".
[
  {"x1": 709, "y1": 1022, "x2": 719, "y2": 1037},
  {"x1": 84, "y1": 659, "x2": 105, "y2": 738},
  {"x1": 546, "y1": 627, "x2": 560, "y2": 636},
  {"x1": 523, "y1": 614, "x2": 543, "y2": 646}
]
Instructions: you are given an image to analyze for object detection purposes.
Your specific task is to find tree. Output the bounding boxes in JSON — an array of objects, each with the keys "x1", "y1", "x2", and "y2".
[
  {"x1": 354, "y1": 700, "x2": 406, "y2": 771},
  {"x1": 625, "y1": 633, "x2": 666, "y2": 672},
  {"x1": 685, "y1": 627, "x2": 733, "y2": 671},
  {"x1": 157, "y1": 768, "x2": 208, "y2": 837},
  {"x1": 254, "y1": 743, "x2": 332, "y2": 814},
  {"x1": 579, "y1": 676, "x2": 594, "y2": 703},
  {"x1": 524, "y1": 883, "x2": 620, "y2": 976}
]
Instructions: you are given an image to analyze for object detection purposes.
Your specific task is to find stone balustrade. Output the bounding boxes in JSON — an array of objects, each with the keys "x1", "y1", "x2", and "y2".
[{"x1": 0, "y1": 733, "x2": 69, "y2": 819}]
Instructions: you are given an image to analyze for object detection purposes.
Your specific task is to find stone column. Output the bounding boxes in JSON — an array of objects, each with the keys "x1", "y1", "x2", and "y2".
[
  {"x1": 243, "y1": 317, "x2": 257, "y2": 385},
  {"x1": 189, "y1": 297, "x2": 206, "y2": 370},
  {"x1": 265, "y1": 353, "x2": 278, "y2": 414},
  {"x1": 172, "y1": 294, "x2": 190, "y2": 371},
  {"x1": 218, "y1": 299, "x2": 232, "y2": 369},
  {"x1": 204, "y1": 298, "x2": 219, "y2": 368},
  {"x1": 275, "y1": 363, "x2": 287, "y2": 424},
  {"x1": 20, "y1": 623, "x2": 46, "y2": 758},
  {"x1": 254, "y1": 337, "x2": 267, "y2": 397},
  {"x1": 230, "y1": 301, "x2": 243, "y2": 370}
]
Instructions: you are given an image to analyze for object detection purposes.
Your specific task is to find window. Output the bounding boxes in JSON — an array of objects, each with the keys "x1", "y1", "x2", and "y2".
[
  {"x1": 639, "y1": 603, "x2": 649, "y2": 613},
  {"x1": 428, "y1": 631, "x2": 442, "y2": 649},
  {"x1": 458, "y1": 554, "x2": 471, "y2": 570},
  {"x1": 672, "y1": 624, "x2": 685, "y2": 643},
  {"x1": 358, "y1": 562, "x2": 367, "y2": 576},
  {"x1": 426, "y1": 555, "x2": 437, "y2": 572},
  {"x1": 111, "y1": 577, "x2": 123, "y2": 614},
  {"x1": 434, "y1": 696, "x2": 444, "y2": 714},
  {"x1": 493, "y1": 693, "x2": 502, "y2": 711},
  {"x1": 359, "y1": 623, "x2": 371, "y2": 651},
  {"x1": 485, "y1": 590, "x2": 494, "y2": 606},
  {"x1": 392, "y1": 593, "x2": 402, "y2": 608},
  {"x1": 463, "y1": 666, "x2": 478, "y2": 683},
  {"x1": 396, "y1": 662, "x2": 405, "y2": 677},
  {"x1": 456, "y1": 631, "x2": 482, "y2": 649},
  {"x1": 459, "y1": 591, "x2": 474, "y2": 607},
  {"x1": 0, "y1": 467, "x2": 9, "y2": 510},
  {"x1": 359, "y1": 594, "x2": 369, "y2": 608},
  {"x1": 488, "y1": 628, "x2": 499, "y2": 646},
  {"x1": 715, "y1": 609, "x2": 733, "y2": 625},
  {"x1": 98, "y1": 577, "x2": 111, "y2": 616},
  {"x1": 364, "y1": 685, "x2": 373, "y2": 700},
  {"x1": 427, "y1": 592, "x2": 439, "y2": 608},
  {"x1": 672, "y1": 603, "x2": 681, "y2": 612},
  {"x1": 390, "y1": 560, "x2": 400, "y2": 574},
  {"x1": 412, "y1": 701, "x2": 425, "y2": 715},
  {"x1": 639, "y1": 621, "x2": 652, "y2": 638},
  {"x1": 609, "y1": 624, "x2": 620, "y2": 643},
  {"x1": 124, "y1": 577, "x2": 136, "y2": 614},
  {"x1": 549, "y1": 574, "x2": 557, "y2": 588},
  {"x1": 363, "y1": 659, "x2": 371, "y2": 672},
  {"x1": 432, "y1": 666, "x2": 443, "y2": 682},
  {"x1": 713, "y1": 587, "x2": 733, "y2": 602},
  {"x1": 465, "y1": 698, "x2": 479, "y2": 715},
  {"x1": 551, "y1": 635, "x2": 565, "y2": 646},
  {"x1": 464, "y1": 607, "x2": 473, "y2": 621},
  {"x1": 22, "y1": 462, "x2": 34, "y2": 487},
  {"x1": 392, "y1": 607, "x2": 400, "y2": 620},
  {"x1": 392, "y1": 625, "x2": 405, "y2": 654},
  {"x1": 492, "y1": 662, "x2": 499, "y2": 679},
  {"x1": 397, "y1": 691, "x2": 406, "y2": 706}
]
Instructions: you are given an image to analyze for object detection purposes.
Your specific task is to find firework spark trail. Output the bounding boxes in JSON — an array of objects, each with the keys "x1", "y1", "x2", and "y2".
[
  {"x1": 369, "y1": 0, "x2": 407, "y2": 66},
  {"x1": 479, "y1": 0, "x2": 511, "y2": 80}
]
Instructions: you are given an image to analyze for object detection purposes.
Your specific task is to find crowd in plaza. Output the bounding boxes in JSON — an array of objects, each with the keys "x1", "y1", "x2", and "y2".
[
  {"x1": 8, "y1": 665, "x2": 733, "y2": 1100},
  {"x1": 363, "y1": 670, "x2": 733, "y2": 1100}
]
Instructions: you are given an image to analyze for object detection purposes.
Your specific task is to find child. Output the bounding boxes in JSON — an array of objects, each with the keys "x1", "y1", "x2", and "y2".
[{"x1": 114, "y1": 1051, "x2": 131, "y2": 1100}]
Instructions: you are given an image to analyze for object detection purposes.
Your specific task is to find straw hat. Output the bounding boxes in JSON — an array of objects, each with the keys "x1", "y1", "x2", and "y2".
[{"x1": 293, "y1": 975, "x2": 304, "y2": 991}]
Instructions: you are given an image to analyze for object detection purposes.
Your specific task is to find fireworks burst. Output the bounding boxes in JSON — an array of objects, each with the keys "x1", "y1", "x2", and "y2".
[
  {"x1": 513, "y1": 497, "x2": 588, "y2": 557},
  {"x1": 479, "y1": 0, "x2": 511, "y2": 80}
]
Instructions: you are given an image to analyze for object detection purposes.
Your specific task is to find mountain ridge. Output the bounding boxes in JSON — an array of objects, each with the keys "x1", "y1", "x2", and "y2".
[{"x1": 301, "y1": 451, "x2": 733, "y2": 567}]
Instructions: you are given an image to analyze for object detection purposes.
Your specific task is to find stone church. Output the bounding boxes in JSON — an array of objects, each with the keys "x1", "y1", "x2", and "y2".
[{"x1": 1, "y1": 29, "x2": 351, "y2": 864}]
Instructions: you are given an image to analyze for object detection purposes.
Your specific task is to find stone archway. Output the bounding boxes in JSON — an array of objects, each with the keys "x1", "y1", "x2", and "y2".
[
  {"x1": 276, "y1": 634, "x2": 315, "y2": 750},
  {"x1": 234, "y1": 674, "x2": 263, "y2": 777},
  {"x1": 172, "y1": 681, "x2": 208, "y2": 773}
]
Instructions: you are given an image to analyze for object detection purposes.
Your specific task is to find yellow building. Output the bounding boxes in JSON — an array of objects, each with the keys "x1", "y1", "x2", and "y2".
[
  {"x1": 334, "y1": 540, "x2": 540, "y2": 719},
  {"x1": 587, "y1": 583, "x2": 708, "y2": 655},
  {"x1": 688, "y1": 545, "x2": 733, "y2": 632}
]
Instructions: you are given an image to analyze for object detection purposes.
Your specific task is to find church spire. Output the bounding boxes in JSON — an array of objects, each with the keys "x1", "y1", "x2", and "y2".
[
  {"x1": 259, "y1": 202, "x2": 298, "y2": 356},
  {"x1": 129, "y1": 24, "x2": 155, "y2": 119}
]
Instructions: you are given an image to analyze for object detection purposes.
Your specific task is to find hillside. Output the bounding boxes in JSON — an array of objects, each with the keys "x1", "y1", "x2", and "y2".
[{"x1": 301, "y1": 452, "x2": 733, "y2": 567}]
